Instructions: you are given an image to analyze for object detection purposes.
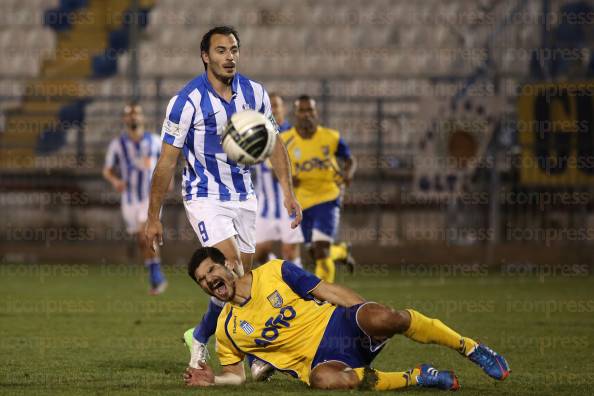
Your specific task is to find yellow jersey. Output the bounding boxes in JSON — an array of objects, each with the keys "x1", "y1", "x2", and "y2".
[
  {"x1": 215, "y1": 260, "x2": 336, "y2": 384},
  {"x1": 281, "y1": 126, "x2": 351, "y2": 210}
]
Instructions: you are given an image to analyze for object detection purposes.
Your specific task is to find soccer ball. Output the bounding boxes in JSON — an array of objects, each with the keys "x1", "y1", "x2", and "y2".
[{"x1": 221, "y1": 110, "x2": 277, "y2": 165}]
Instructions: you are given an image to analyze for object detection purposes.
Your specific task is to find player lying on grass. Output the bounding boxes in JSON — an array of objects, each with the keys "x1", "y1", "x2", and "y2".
[{"x1": 181, "y1": 247, "x2": 510, "y2": 391}]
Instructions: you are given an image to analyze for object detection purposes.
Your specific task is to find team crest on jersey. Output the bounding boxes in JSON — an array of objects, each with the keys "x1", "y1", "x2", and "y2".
[
  {"x1": 267, "y1": 291, "x2": 283, "y2": 308},
  {"x1": 239, "y1": 320, "x2": 255, "y2": 335}
]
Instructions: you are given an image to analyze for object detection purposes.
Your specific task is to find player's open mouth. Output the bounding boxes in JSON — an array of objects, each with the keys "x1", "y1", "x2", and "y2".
[
  {"x1": 211, "y1": 279, "x2": 227, "y2": 298},
  {"x1": 223, "y1": 64, "x2": 235, "y2": 71}
]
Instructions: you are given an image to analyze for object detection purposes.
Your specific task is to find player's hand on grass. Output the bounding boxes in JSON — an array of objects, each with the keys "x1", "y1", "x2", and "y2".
[
  {"x1": 284, "y1": 194, "x2": 302, "y2": 228},
  {"x1": 183, "y1": 364, "x2": 214, "y2": 387},
  {"x1": 145, "y1": 219, "x2": 163, "y2": 252}
]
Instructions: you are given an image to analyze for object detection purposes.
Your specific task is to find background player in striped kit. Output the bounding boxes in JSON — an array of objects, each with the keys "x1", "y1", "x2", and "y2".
[
  {"x1": 145, "y1": 26, "x2": 301, "y2": 370},
  {"x1": 254, "y1": 93, "x2": 304, "y2": 267},
  {"x1": 103, "y1": 103, "x2": 167, "y2": 295}
]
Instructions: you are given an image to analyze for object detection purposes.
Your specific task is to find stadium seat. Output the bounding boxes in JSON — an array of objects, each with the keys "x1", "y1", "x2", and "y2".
[
  {"x1": 36, "y1": 126, "x2": 66, "y2": 154},
  {"x1": 59, "y1": 100, "x2": 86, "y2": 127},
  {"x1": 92, "y1": 52, "x2": 118, "y2": 78},
  {"x1": 78, "y1": 0, "x2": 548, "y2": 160},
  {"x1": 109, "y1": 28, "x2": 129, "y2": 52}
]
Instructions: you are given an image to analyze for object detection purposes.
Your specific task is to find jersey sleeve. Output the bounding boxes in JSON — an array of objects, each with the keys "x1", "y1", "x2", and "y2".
[
  {"x1": 281, "y1": 261, "x2": 322, "y2": 299},
  {"x1": 335, "y1": 137, "x2": 352, "y2": 159},
  {"x1": 215, "y1": 327, "x2": 245, "y2": 366},
  {"x1": 259, "y1": 88, "x2": 280, "y2": 134},
  {"x1": 161, "y1": 94, "x2": 195, "y2": 148},
  {"x1": 104, "y1": 140, "x2": 119, "y2": 169}
]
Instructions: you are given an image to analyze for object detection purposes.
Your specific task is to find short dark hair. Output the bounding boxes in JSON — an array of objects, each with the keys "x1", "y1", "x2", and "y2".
[
  {"x1": 296, "y1": 94, "x2": 315, "y2": 103},
  {"x1": 187, "y1": 247, "x2": 226, "y2": 283},
  {"x1": 295, "y1": 94, "x2": 316, "y2": 108},
  {"x1": 200, "y1": 26, "x2": 240, "y2": 70}
]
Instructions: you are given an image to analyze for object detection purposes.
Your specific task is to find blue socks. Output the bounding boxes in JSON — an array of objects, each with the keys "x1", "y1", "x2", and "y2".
[
  {"x1": 145, "y1": 258, "x2": 165, "y2": 288},
  {"x1": 193, "y1": 297, "x2": 225, "y2": 344}
]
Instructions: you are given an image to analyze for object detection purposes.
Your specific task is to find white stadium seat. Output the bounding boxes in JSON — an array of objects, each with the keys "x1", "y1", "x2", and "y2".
[{"x1": 79, "y1": 0, "x2": 540, "y2": 157}]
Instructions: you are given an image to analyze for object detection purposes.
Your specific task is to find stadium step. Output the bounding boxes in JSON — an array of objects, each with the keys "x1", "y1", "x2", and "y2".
[
  {"x1": 20, "y1": 100, "x2": 71, "y2": 114},
  {"x1": 0, "y1": 148, "x2": 36, "y2": 168},
  {"x1": 1, "y1": 0, "x2": 144, "y2": 169},
  {"x1": 4, "y1": 113, "x2": 58, "y2": 136},
  {"x1": 24, "y1": 79, "x2": 85, "y2": 99},
  {"x1": 42, "y1": 53, "x2": 94, "y2": 79}
]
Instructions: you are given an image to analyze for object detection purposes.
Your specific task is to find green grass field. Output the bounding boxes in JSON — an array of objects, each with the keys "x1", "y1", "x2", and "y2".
[{"x1": 1, "y1": 262, "x2": 593, "y2": 395}]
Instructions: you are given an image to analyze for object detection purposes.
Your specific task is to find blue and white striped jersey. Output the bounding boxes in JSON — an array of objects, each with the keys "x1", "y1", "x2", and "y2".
[
  {"x1": 105, "y1": 131, "x2": 161, "y2": 205},
  {"x1": 161, "y1": 73, "x2": 277, "y2": 201},
  {"x1": 254, "y1": 120, "x2": 291, "y2": 219}
]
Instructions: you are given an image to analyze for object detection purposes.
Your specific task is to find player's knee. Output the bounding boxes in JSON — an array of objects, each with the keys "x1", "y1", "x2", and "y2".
[
  {"x1": 377, "y1": 308, "x2": 410, "y2": 334},
  {"x1": 310, "y1": 368, "x2": 357, "y2": 390},
  {"x1": 390, "y1": 309, "x2": 411, "y2": 333},
  {"x1": 224, "y1": 251, "x2": 241, "y2": 265},
  {"x1": 309, "y1": 369, "x2": 330, "y2": 389}
]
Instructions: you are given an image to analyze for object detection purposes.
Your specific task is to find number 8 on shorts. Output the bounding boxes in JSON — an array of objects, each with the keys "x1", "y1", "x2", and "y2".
[{"x1": 198, "y1": 221, "x2": 209, "y2": 242}]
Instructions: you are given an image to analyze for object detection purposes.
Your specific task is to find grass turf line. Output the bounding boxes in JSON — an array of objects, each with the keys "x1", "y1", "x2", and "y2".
[{"x1": 0, "y1": 263, "x2": 593, "y2": 395}]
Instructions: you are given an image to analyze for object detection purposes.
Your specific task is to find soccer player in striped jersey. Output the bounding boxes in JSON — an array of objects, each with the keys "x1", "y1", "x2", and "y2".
[
  {"x1": 103, "y1": 103, "x2": 167, "y2": 295},
  {"x1": 145, "y1": 26, "x2": 301, "y2": 370},
  {"x1": 254, "y1": 93, "x2": 304, "y2": 267}
]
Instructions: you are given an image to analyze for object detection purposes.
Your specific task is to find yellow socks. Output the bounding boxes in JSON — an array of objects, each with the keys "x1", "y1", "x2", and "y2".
[
  {"x1": 330, "y1": 242, "x2": 348, "y2": 261},
  {"x1": 348, "y1": 311, "x2": 479, "y2": 391},
  {"x1": 315, "y1": 257, "x2": 336, "y2": 283},
  {"x1": 404, "y1": 309, "x2": 478, "y2": 355},
  {"x1": 353, "y1": 367, "x2": 419, "y2": 390}
]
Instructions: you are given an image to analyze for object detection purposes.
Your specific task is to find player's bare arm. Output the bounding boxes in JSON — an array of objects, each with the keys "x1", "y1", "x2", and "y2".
[
  {"x1": 184, "y1": 361, "x2": 246, "y2": 387},
  {"x1": 340, "y1": 156, "x2": 357, "y2": 187},
  {"x1": 102, "y1": 166, "x2": 125, "y2": 193},
  {"x1": 310, "y1": 280, "x2": 365, "y2": 307},
  {"x1": 269, "y1": 138, "x2": 302, "y2": 228},
  {"x1": 146, "y1": 143, "x2": 180, "y2": 251}
]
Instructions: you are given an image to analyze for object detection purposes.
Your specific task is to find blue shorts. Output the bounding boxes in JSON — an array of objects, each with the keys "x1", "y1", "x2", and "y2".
[
  {"x1": 301, "y1": 199, "x2": 340, "y2": 243},
  {"x1": 311, "y1": 303, "x2": 386, "y2": 370}
]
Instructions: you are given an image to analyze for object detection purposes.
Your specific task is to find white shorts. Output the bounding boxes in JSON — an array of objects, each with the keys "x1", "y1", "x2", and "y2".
[
  {"x1": 184, "y1": 195, "x2": 257, "y2": 253},
  {"x1": 256, "y1": 214, "x2": 304, "y2": 244},
  {"x1": 121, "y1": 200, "x2": 149, "y2": 234}
]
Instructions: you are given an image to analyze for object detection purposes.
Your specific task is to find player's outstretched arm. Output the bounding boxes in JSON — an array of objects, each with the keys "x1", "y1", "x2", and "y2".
[
  {"x1": 310, "y1": 281, "x2": 365, "y2": 308},
  {"x1": 269, "y1": 138, "x2": 302, "y2": 228},
  {"x1": 146, "y1": 143, "x2": 180, "y2": 251},
  {"x1": 184, "y1": 361, "x2": 246, "y2": 387}
]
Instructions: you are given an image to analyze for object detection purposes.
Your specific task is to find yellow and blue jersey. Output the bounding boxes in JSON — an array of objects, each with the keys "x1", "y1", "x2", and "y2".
[
  {"x1": 215, "y1": 260, "x2": 336, "y2": 383},
  {"x1": 280, "y1": 126, "x2": 351, "y2": 210}
]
